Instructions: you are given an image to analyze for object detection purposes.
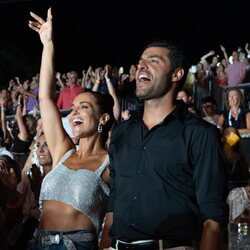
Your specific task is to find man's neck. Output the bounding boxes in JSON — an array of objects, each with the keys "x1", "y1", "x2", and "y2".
[
  {"x1": 143, "y1": 95, "x2": 175, "y2": 130},
  {"x1": 70, "y1": 83, "x2": 77, "y2": 88}
]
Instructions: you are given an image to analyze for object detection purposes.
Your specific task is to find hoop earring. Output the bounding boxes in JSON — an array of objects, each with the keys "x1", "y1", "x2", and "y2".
[{"x1": 97, "y1": 123, "x2": 103, "y2": 133}]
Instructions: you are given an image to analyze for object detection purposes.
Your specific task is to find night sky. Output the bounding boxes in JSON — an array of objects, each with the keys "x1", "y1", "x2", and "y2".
[{"x1": 0, "y1": 0, "x2": 249, "y2": 87}]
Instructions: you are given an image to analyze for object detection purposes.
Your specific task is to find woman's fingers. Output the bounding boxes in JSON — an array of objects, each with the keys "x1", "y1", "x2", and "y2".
[
  {"x1": 28, "y1": 21, "x2": 42, "y2": 32},
  {"x1": 30, "y1": 11, "x2": 45, "y2": 24},
  {"x1": 47, "y1": 7, "x2": 52, "y2": 21}
]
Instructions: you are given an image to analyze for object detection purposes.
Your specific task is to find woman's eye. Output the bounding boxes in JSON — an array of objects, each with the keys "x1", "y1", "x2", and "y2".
[{"x1": 81, "y1": 105, "x2": 88, "y2": 109}]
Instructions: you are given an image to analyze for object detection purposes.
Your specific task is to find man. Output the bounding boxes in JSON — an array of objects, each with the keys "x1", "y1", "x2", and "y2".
[
  {"x1": 57, "y1": 71, "x2": 84, "y2": 109},
  {"x1": 108, "y1": 41, "x2": 228, "y2": 250},
  {"x1": 201, "y1": 96, "x2": 220, "y2": 127},
  {"x1": 225, "y1": 51, "x2": 247, "y2": 87}
]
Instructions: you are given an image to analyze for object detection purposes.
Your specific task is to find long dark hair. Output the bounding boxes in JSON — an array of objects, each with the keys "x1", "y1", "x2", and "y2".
[{"x1": 85, "y1": 90, "x2": 115, "y2": 147}]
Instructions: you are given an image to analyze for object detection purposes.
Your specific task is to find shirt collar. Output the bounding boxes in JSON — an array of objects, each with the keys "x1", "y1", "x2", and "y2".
[{"x1": 131, "y1": 100, "x2": 188, "y2": 125}]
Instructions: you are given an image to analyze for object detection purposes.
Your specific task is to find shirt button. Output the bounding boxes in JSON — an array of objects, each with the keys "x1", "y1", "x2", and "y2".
[
  {"x1": 133, "y1": 196, "x2": 137, "y2": 200},
  {"x1": 143, "y1": 146, "x2": 146, "y2": 150},
  {"x1": 137, "y1": 170, "x2": 141, "y2": 174},
  {"x1": 131, "y1": 223, "x2": 135, "y2": 227}
]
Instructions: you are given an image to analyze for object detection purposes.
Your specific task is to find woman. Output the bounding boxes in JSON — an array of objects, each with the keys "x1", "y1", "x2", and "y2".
[
  {"x1": 28, "y1": 8, "x2": 114, "y2": 249},
  {"x1": 218, "y1": 88, "x2": 250, "y2": 135}
]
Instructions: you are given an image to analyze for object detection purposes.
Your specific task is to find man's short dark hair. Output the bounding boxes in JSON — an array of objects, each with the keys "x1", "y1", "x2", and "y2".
[{"x1": 201, "y1": 96, "x2": 217, "y2": 105}]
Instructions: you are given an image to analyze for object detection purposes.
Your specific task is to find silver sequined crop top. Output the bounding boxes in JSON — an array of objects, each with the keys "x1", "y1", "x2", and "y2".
[{"x1": 39, "y1": 149, "x2": 110, "y2": 234}]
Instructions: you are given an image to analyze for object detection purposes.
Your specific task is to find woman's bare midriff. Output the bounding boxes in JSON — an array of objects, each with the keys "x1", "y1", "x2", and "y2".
[{"x1": 38, "y1": 200, "x2": 96, "y2": 231}]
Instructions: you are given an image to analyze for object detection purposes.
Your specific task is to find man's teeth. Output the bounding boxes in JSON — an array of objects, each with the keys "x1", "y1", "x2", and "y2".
[{"x1": 139, "y1": 74, "x2": 149, "y2": 80}]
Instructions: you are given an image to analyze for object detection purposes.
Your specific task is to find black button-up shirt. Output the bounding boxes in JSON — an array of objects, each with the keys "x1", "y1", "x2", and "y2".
[{"x1": 108, "y1": 103, "x2": 228, "y2": 241}]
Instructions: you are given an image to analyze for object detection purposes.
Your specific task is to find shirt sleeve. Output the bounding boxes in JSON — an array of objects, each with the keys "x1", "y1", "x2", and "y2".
[
  {"x1": 192, "y1": 125, "x2": 228, "y2": 226},
  {"x1": 107, "y1": 123, "x2": 123, "y2": 212}
]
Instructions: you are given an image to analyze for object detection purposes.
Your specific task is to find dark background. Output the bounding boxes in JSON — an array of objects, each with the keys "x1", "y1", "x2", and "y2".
[{"x1": 0, "y1": 0, "x2": 249, "y2": 87}]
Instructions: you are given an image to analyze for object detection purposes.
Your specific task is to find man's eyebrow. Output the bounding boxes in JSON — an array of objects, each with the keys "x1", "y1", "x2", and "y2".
[{"x1": 141, "y1": 54, "x2": 165, "y2": 61}]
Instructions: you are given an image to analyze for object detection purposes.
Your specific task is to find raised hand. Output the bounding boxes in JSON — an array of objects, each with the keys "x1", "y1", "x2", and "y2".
[
  {"x1": 0, "y1": 158, "x2": 17, "y2": 190},
  {"x1": 28, "y1": 8, "x2": 53, "y2": 46},
  {"x1": 27, "y1": 164, "x2": 44, "y2": 201}
]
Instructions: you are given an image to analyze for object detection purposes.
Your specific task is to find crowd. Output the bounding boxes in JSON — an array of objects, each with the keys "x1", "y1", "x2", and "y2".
[{"x1": 0, "y1": 7, "x2": 250, "y2": 250}]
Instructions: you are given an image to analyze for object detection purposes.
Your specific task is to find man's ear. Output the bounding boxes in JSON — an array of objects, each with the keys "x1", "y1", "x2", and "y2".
[{"x1": 172, "y1": 68, "x2": 185, "y2": 82}]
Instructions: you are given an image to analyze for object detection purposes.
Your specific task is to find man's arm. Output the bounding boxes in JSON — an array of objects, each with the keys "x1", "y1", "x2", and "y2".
[
  {"x1": 99, "y1": 212, "x2": 113, "y2": 249},
  {"x1": 193, "y1": 125, "x2": 228, "y2": 250},
  {"x1": 200, "y1": 219, "x2": 222, "y2": 250}
]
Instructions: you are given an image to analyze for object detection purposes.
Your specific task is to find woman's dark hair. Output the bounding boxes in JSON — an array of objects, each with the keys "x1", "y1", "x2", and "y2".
[
  {"x1": 23, "y1": 114, "x2": 37, "y2": 138},
  {"x1": 85, "y1": 90, "x2": 115, "y2": 147}
]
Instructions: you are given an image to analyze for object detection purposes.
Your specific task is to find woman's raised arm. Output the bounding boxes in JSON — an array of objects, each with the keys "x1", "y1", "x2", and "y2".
[{"x1": 28, "y1": 8, "x2": 73, "y2": 164}]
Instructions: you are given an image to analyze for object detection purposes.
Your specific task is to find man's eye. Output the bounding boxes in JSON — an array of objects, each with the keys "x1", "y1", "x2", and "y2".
[{"x1": 150, "y1": 58, "x2": 158, "y2": 63}]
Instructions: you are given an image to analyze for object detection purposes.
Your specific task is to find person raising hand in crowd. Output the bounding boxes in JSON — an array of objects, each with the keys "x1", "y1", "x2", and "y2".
[{"x1": 27, "y1": 8, "x2": 114, "y2": 249}]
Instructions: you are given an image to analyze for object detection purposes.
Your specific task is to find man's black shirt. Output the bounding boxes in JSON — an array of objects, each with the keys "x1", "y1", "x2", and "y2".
[{"x1": 108, "y1": 102, "x2": 228, "y2": 241}]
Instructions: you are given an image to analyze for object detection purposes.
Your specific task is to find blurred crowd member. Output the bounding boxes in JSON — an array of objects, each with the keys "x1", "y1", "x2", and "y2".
[
  {"x1": 225, "y1": 50, "x2": 247, "y2": 86},
  {"x1": 57, "y1": 70, "x2": 84, "y2": 110},
  {"x1": 0, "y1": 128, "x2": 13, "y2": 159},
  {"x1": 213, "y1": 63, "x2": 228, "y2": 112},
  {"x1": 218, "y1": 88, "x2": 250, "y2": 136},
  {"x1": 0, "y1": 89, "x2": 12, "y2": 115},
  {"x1": 8, "y1": 133, "x2": 53, "y2": 250},
  {"x1": 118, "y1": 64, "x2": 137, "y2": 111},
  {"x1": 201, "y1": 96, "x2": 220, "y2": 127},
  {"x1": 93, "y1": 66, "x2": 120, "y2": 121},
  {"x1": 0, "y1": 155, "x2": 22, "y2": 247},
  {"x1": 17, "y1": 76, "x2": 39, "y2": 114},
  {"x1": 177, "y1": 88, "x2": 202, "y2": 117},
  {"x1": 94, "y1": 64, "x2": 119, "y2": 95},
  {"x1": 1, "y1": 96, "x2": 15, "y2": 149},
  {"x1": 194, "y1": 60, "x2": 213, "y2": 111},
  {"x1": 10, "y1": 95, "x2": 37, "y2": 167},
  {"x1": 81, "y1": 66, "x2": 94, "y2": 90},
  {"x1": 215, "y1": 64, "x2": 228, "y2": 88},
  {"x1": 222, "y1": 126, "x2": 250, "y2": 192}
]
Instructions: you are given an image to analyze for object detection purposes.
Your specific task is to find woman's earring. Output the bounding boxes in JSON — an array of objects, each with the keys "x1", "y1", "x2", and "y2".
[{"x1": 97, "y1": 123, "x2": 103, "y2": 133}]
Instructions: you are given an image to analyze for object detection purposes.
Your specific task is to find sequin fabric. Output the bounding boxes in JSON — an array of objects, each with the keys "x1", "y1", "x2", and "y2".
[
  {"x1": 39, "y1": 149, "x2": 110, "y2": 234},
  {"x1": 227, "y1": 187, "x2": 250, "y2": 221}
]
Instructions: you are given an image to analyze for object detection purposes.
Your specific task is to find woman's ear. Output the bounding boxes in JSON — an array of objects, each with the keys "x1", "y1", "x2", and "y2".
[
  {"x1": 99, "y1": 113, "x2": 110, "y2": 125},
  {"x1": 172, "y1": 68, "x2": 185, "y2": 82}
]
